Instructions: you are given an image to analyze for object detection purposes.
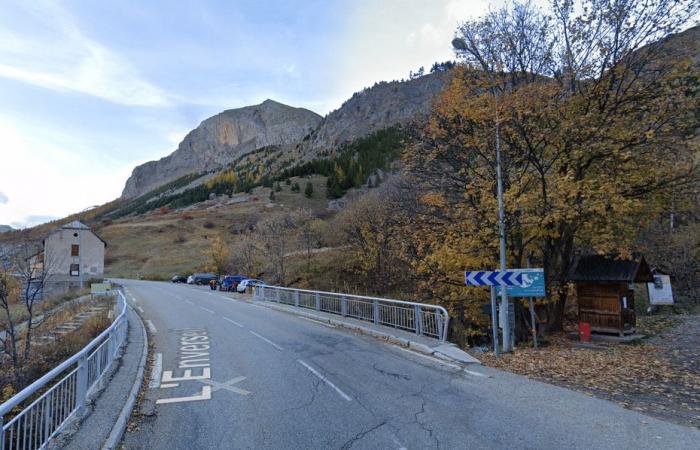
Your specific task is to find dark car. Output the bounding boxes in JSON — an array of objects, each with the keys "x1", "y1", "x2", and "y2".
[
  {"x1": 171, "y1": 275, "x2": 187, "y2": 283},
  {"x1": 220, "y1": 275, "x2": 246, "y2": 292},
  {"x1": 192, "y1": 273, "x2": 217, "y2": 285}
]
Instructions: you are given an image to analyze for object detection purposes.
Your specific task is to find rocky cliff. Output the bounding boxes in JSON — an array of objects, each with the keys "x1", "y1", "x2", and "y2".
[
  {"x1": 121, "y1": 71, "x2": 451, "y2": 199},
  {"x1": 122, "y1": 100, "x2": 322, "y2": 198},
  {"x1": 301, "y1": 71, "x2": 450, "y2": 157}
]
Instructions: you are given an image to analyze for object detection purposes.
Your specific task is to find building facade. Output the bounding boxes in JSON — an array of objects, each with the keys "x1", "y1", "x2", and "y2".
[{"x1": 42, "y1": 221, "x2": 107, "y2": 284}]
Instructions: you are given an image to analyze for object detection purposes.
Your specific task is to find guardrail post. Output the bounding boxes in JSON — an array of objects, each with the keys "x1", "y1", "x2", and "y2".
[
  {"x1": 275, "y1": 288, "x2": 280, "y2": 303},
  {"x1": 294, "y1": 290, "x2": 300, "y2": 307},
  {"x1": 373, "y1": 299, "x2": 380, "y2": 325},
  {"x1": 315, "y1": 293, "x2": 320, "y2": 311},
  {"x1": 414, "y1": 305, "x2": 423, "y2": 336},
  {"x1": 76, "y1": 354, "x2": 88, "y2": 414},
  {"x1": 1, "y1": 415, "x2": 5, "y2": 450},
  {"x1": 341, "y1": 296, "x2": 347, "y2": 317},
  {"x1": 436, "y1": 314, "x2": 445, "y2": 342}
]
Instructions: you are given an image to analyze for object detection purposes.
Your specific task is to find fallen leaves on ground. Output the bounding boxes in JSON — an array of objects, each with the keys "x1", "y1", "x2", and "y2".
[{"x1": 476, "y1": 315, "x2": 700, "y2": 428}]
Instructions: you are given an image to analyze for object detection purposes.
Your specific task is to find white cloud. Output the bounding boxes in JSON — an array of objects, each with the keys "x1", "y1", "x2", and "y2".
[
  {"x1": 0, "y1": 191, "x2": 7, "y2": 204},
  {"x1": 0, "y1": 115, "x2": 131, "y2": 228},
  {"x1": 330, "y1": 0, "x2": 494, "y2": 105},
  {"x1": 0, "y1": 2, "x2": 169, "y2": 107}
]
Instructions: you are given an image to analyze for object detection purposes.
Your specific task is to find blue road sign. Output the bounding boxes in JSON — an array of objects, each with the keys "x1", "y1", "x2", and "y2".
[
  {"x1": 464, "y1": 270, "x2": 525, "y2": 287},
  {"x1": 495, "y1": 268, "x2": 545, "y2": 297}
]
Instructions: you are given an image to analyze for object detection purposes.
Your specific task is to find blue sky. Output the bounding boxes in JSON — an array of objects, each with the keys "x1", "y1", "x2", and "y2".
[{"x1": 0, "y1": 0, "x2": 493, "y2": 228}]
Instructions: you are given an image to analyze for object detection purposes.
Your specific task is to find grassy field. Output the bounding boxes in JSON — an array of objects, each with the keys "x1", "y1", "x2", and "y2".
[{"x1": 101, "y1": 175, "x2": 332, "y2": 280}]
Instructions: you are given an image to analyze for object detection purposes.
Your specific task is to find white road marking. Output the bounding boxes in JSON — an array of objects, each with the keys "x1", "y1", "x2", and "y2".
[
  {"x1": 301, "y1": 317, "x2": 336, "y2": 328},
  {"x1": 156, "y1": 386, "x2": 212, "y2": 404},
  {"x1": 464, "y1": 369, "x2": 488, "y2": 378},
  {"x1": 249, "y1": 331, "x2": 283, "y2": 351},
  {"x1": 223, "y1": 317, "x2": 244, "y2": 328},
  {"x1": 136, "y1": 305, "x2": 144, "y2": 313},
  {"x1": 198, "y1": 376, "x2": 251, "y2": 396},
  {"x1": 199, "y1": 306, "x2": 215, "y2": 314},
  {"x1": 219, "y1": 295, "x2": 232, "y2": 301},
  {"x1": 391, "y1": 345, "x2": 461, "y2": 370},
  {"x1": 160, "y1": 383, "x2": 179, "y2": 388},
  {"x1": 149, "y1": 353, "x2": 163, "y2": 388},
  {"x1": 146, "y1": 320, "x2": 157, "y2": 334},
  {"x1": 185, "y1": 300, "x2": 194, "y2": 305},
  {"x1": 297, "y1": 360, "x2": 352, "y2": 402}
]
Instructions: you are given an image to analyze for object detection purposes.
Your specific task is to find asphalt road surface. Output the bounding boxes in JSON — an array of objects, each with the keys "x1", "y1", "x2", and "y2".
[{"x1": 117, "y1": 279, "x2": 699, "y2": 450}]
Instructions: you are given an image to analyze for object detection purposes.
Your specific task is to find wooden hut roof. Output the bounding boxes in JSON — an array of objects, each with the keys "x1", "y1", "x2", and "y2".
[{"x1": 567, "y1": 254, "x2": 653, "y2": 283}]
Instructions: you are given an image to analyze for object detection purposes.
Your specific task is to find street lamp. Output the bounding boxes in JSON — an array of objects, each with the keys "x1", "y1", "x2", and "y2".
[{"x1": 452, "y1": 37, "x2": 513, "y2": 353}]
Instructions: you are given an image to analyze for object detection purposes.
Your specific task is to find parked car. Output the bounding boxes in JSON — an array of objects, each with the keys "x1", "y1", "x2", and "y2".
[
  {"x1": 186, "y1": 275, "x2": 195, "y2": 284},
  {"x1": 192, "y1": 272, "x2": 217, "y2": 285},
  {"x1": 220, "y1": 275, "x2": 246, "y2": 292},
  {"x1": 171, "y1": 275, "x2": 187, "y2": 283},
  {"x1": 237, "y1": 279, "x2": 265, "y2": 293}
]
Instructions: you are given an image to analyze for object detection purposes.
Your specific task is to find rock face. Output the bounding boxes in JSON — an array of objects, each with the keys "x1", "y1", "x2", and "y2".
[
  {"x1": 122, "y1": 71, "x2": 451, "y2": 199},
  {"x1": 0, "y1": 225, "x2": 13, "y2": 233},
  {"x1": 302, "y1": 71, "x2": 450, "y2": 156},
  {"x1": 122, "y1": 100, "x2": 322, "y2": 198}
]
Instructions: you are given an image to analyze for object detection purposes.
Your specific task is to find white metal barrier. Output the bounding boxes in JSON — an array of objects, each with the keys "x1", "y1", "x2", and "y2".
[
  {"x1": 1, "y1": 290, "x2": 127, "y2": 450},
  {"x1": 255, "y1": 285, "x2": 449, "y2": 342}
]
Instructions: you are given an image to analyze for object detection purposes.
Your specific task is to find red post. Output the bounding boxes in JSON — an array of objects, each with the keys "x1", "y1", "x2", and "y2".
[{"x1": 579, "y1": 321, "x2": 591, "y2": 342}]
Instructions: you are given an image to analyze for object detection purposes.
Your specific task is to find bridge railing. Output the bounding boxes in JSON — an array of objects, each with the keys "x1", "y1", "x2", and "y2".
[
  {"x1": 1, "y1": 290, "x2": 127, "y2": 450},
  {"x1": 254, "y1": 285, "x2": 449, "y2": 342}
]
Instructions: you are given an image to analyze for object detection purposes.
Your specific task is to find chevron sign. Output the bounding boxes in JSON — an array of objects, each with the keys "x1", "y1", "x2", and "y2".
[{"x1": 464, "y1": 270, "x2": 525, "y2": 287}]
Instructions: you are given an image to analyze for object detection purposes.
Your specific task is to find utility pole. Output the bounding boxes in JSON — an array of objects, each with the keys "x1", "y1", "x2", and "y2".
[
  {"x1": 495, "y1": 120, "x2": 512, "y2": 352},
  {"x1": 453, "y1": 36, "x2": 511, "y2": 352}
]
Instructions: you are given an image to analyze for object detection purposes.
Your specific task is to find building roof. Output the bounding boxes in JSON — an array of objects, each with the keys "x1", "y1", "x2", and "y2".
[
  {"x1": 567, "y1": 254, "x2": 653, "y2": 283},
  {"x1": 45, "y1": 220, "x2": 107, "y2": 247},
  {"x1": 61, "y1": 220, "x2": 90, "y2": 230}
]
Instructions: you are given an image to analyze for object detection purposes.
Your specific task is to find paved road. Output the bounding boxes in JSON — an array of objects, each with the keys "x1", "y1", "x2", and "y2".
[{"x1": 118, "y1": 279, "x2": 699, "y2": 450}]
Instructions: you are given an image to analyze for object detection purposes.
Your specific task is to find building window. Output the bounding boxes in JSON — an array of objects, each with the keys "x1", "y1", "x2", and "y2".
[
  {"x1": 71, "y1": 244, "x2": 80, "y2": 256},
  {"x1": 70, "y1": 264, "x2": 80, "y2": 276}
]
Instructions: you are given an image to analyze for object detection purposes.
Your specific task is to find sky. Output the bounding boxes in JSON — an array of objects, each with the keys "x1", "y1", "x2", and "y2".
[{"x1": 0, "y1": 0, "x2": 495, "y2": 228}]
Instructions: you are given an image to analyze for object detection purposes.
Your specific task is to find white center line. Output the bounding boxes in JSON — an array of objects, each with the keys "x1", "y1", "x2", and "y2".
[
  {"x1": 146, "y1": 320, "x2": 158, "y2": 334},
  {"x1": 149, "y1": 353, "x2": 163, "y2": 388},
  {"x1": 136, "y1": 305, "x2": 145, "y2": 313},
  {"x1": 249, "y1": 331, "x2": 283, "y2": 351},
  {"x1": 223, "y1": 317, "x2": 244, "y2": 328},
  {"x1": 297, "y1": 360, "x2": 352, "y2": 402},
  {"x1": 185, "y1": 300, "x2": 194, "y2": 305},
  {"x1": 200, "y1": 307, "x2": 215, "y2": 314}
]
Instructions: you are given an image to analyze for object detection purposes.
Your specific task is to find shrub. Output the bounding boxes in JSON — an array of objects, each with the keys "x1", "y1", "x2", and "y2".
[
  {"x1": 203, "y1": 221, "x2": 215, "y2": 229},
  {"x1": 304, "y1": 182, "x2": 314, "y2": 198},
  {"x1": 285, "y1": 178, "x2": 291, "y2": 185},
  {"x1": 291, "y1": 182, "x2": 300, "y2": 193}
]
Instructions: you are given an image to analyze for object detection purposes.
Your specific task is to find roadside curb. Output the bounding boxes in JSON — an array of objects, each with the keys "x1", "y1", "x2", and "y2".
[
  {"x1": 250, "y1": 299, "x2": 481, "y2": 365},
  {"x1": 101, "y1": 305, "x2": 148, "y2": 450}
]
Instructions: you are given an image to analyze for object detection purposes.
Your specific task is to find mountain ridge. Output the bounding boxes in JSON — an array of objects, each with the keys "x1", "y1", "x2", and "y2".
[{"x1": 121, "y1": 71, "x2": 451, "y2": 198}]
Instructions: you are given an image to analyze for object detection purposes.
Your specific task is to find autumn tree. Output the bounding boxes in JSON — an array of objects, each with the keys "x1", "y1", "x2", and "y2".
[
  {"x1": 337, "y1": 187, "x2": 408, "y2": 296},
  {"x1": 231, "y1": 234, "x2": 259, "y2": 277},
  {"x1": 402, "y1": 0, "x2": 699, "y2": 338},
  {"x1": 256, "y1": 212, "x2": 297, "y2": 284},
  {"x1": 206, "y1": 235, "x2": 231, "y2": 276},
  {"x1": 1, "y1": 234, "x2": 62, "y2": 384}
]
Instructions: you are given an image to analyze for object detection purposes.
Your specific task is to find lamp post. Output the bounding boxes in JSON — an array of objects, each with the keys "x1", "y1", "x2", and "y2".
[{"x1": 452, "y1": 37, "x2": 512, "y2": 352}]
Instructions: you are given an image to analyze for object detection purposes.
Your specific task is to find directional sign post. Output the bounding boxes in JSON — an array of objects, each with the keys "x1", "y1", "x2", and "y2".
[
  {"x1": 494, "y1": 268, "x2": 545, "y2": 298},
  {"x1": 465, "y1": 268, "x2": 546, "y2": 355}
]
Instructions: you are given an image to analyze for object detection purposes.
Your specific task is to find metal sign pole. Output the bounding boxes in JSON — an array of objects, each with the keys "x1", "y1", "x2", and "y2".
[{"x1": 490, "y1": 286, "x2": 500, "y2": 357}]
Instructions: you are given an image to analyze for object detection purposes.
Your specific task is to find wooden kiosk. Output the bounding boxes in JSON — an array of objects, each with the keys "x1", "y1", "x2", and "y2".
[{"x1": 568, "y1": 254, "x2": 653, "y2": 336}]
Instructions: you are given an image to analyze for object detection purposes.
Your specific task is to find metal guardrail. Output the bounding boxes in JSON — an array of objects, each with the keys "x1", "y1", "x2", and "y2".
[
  {"x1": 254, "y1": 286, "x2": 449, "y2": 342},
  {"x1": 1, "y1": 290, "x2": 127, "y2": 450}
]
